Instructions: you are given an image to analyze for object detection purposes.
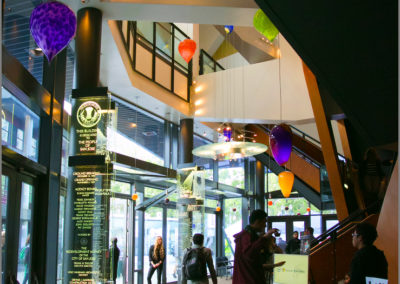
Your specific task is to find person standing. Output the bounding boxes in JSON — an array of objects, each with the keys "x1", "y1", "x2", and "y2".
[
  {"x1": 147, "y1": 236, "x2": 165, "y2": 284},
  {"x1": 232, "y1": 209, "x2": 281, "y2": 284},
  {"x1": 110, "y1": 238, "x2": 120, "y2": 284},
  {"x1": 349, "y1": 223, "x2": 387, "y2": 283},
  {"x1": 285, "y1": 231, "x2": 300, "y2": 254},
  {"x1": 182, "y1": 233, "x2": 217, "y2": 284}
]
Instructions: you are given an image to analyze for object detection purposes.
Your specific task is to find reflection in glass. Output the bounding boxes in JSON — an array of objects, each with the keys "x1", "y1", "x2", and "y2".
[
  {"x1": 109, "y1": 198, "x2": 128, "y2": 284},
  {"x1": 2, "y1": 88, "x2": 40, "y2": 161},
  {"x1": 1, "y1": 176, "x2": 9, "y2": 283},
  {"x1": 17, "y1": 182, "x2": 33, "y2": 284}
]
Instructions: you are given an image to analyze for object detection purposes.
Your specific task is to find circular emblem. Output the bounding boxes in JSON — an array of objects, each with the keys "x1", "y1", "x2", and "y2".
[{"x1": 77, "y1": 101, "x2": 102, "y2": 128}]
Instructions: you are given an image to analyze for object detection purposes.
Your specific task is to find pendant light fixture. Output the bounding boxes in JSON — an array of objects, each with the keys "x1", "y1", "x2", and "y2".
[
  {"x1": 278, "y1": 171, "x2": 294, "y2": 198},
  {"x1": 178, "y1": 39, "x2": 196, "y2": 63},
  {"x1": 30, "y1": 1, "x2": 77, "y2": 62}
]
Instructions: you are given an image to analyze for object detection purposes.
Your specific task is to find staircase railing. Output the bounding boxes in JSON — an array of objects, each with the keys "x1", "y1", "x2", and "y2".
[
  {"x1": 199, "y1": 49, "x2": 224, "y2": 75},
  {"x1": 310, "y1": 199, "x2": 382, "y2": 251},
  {"x1": 116, "y1": 20, "x2": 192, "y2": 102}
]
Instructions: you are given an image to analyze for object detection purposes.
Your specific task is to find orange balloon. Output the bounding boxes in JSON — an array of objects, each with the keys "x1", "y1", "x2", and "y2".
[
  {"x1": 278, "y1": 171, "x2": 294, "y2": 198},
  {"x1": 268, "y1": 200, "x2": 273, "y2": 206},
  {"x1": 216, "y1": 206, "x2": 221, "y2": 212},
  {"x1": 131, "y1": 193, "x2": 138, "y2": 201},
  {"x1": 178, "y1": 39, "x2": 196, "y2": 63}
]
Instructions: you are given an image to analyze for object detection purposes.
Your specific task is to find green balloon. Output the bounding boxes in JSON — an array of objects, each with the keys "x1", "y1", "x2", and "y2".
[{"x1": 253, "y1": 9, "x2": 279, "y2": 42}]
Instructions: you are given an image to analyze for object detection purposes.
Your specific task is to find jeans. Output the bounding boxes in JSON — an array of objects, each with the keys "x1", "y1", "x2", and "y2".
[{"x1": 147, "y1": 263, "x2": 163, "y2": 284}]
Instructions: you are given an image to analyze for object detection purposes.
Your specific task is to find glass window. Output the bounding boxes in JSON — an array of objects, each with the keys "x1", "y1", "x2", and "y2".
[
  {"x1": 137, "y1": 21, "x2": 154, "y2": 44},
  {"x1": 202, "y1": 53, "x2": 215, "y2": 75},
  {"x1": 224, "y1": 198, "x2": 242, "y2": 260},
  {"x1": 266, "y1": 170, "x2": 281, "y2": 193},
  {"x1": 166, "y1": 208, "x2": 178, "y2": 282},
  {"x1": 108, "y1": 99, "x2": 165, "y2": 167},
  {"x1": 326, "y1": 219, "x2": 339, "y2": 230},
  {"x1": 1, "y1": 175, "x2": 9, "y2": 283},
  {"x1": 271, "y1": 221, "x2": 287, "y2": 243},
  {"x1": 174, "y1": 28, "x2": 189, "y2": 70},
  {"x1": 218, "y1": 159, "x2": 244, "y2": 189},
  {"x1": 145, "y1": 187, "x2": 163, "y2": 199},
  {"x1": 2, "y1": 88, "x2": 40, "y2": 162},
  {"x1": 17, "y1": 182, "x2": 33, "y2": 284},
  {"x1": 61, "y1": 137, "x2": 69, "y2": 178},
  {"x1": 57, "y1": 194, "x2": 65, "y2": 283},
  {"x1": 155, "y1": 23, "x2": 172, "y2": 57},
  {"x1": 111, "y1": 181, "x2": 131, "y2": 195},
  {"x1": 204, "y1": 213, "x2": 216, "y2": 264},
  {"x1": 194, "y1": 135, "x2": 213, "y2": 180},
  {"x1": 311, "y1": 215, "x2": 322, "y2": 236},
  {"x1": 3, "y1": 0, "x2": 44, "y2": 83},
  {"x1": 293, "y1": 221, "x2": 305, "y2": 234},
  {"x1": 109, "y1": 198, "x2": 128, "y2": 283},
  {"x1": 267, "y1": 198, "x2": 309, "y2": 216}
]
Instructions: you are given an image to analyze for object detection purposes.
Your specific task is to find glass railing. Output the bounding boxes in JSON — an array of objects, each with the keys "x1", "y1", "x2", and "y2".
[
  {"x1": 199, "y1": 49, "x2": 224, "y2": 75},
  {"x1": 117, "y1": 21, "x2": 192, "y2": 102}
]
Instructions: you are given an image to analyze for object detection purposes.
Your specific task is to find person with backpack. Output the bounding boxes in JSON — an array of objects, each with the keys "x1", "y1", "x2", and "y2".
[{"x1": 182, "y1": 233, "x2": 217, "y2": 284}]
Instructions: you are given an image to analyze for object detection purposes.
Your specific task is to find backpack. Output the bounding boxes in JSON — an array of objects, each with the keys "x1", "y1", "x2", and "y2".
[{"x1": 183, "y1": 247, "x2": 207, "y2": 280}]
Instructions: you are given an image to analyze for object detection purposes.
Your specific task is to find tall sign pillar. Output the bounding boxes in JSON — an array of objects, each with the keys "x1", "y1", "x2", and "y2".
[{"x1": 64, "y1": 8, "x2": 116, "y2": 283}]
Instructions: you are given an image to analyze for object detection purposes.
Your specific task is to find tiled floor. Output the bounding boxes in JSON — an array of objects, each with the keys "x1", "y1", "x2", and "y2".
[{"x1": 217, "y1": 276, "x2": 233, "y2": 284}]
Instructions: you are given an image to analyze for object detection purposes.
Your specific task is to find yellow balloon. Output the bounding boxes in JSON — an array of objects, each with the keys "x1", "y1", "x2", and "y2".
[{"x1": 278, "y1": 171, "x2": 294, "y2": 198}]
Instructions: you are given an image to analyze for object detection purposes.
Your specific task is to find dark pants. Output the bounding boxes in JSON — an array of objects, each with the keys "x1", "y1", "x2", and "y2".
[{"x1": 147, "y1": 263, "x2": 163, "y2": 284}]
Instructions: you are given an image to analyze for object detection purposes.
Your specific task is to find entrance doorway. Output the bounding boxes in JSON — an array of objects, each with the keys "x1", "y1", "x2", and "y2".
[{"x1": 2, "y1": 165, "x2": 36, "y2": 284}]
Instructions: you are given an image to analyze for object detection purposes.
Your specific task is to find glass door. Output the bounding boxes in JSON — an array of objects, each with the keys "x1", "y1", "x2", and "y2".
[
  {"x1": 109, "y1": 197, "x2": 130, "y2": 284},
  {"x1": 2, "y1": 165, "x2": 36, "y2": 284}
]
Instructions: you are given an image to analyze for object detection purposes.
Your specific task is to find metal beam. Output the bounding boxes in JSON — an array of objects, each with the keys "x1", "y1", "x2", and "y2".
[
  {"x1": 255, "y1": 153, "x2": 322, "y2": 209},
  {"x1": 303, "y1": 62, "x2": 348, "y2": 220},
  {"x1": 135, "y1": 185, "x2": 177, "y2": 211}
]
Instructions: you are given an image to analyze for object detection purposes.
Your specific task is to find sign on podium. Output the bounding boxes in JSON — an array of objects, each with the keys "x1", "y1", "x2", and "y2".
[{"x1": 273, "y1": 254, "x2": 309, "y2": 284}]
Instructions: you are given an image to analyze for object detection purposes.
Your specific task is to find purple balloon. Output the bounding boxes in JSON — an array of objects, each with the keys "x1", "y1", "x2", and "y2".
[
  {"x1": 30, "y1": 1, "x2": 76, "y2": 62},
  {"x1": 269, "y1": 124, "x2": 292, "y2": 165}
]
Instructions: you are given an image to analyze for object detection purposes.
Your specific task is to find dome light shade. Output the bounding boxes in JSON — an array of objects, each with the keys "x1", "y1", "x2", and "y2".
[
  {"x1": 253, "y1": 9, "x2": 279, "y2": 43},
  {"x1": 178, "y1": 39, "x2": 196, "y2": 63},
  {"x1": 30, "y1": 1, "x2": 77, "y2": 62},
  {"x1": 270, "y1": 124, "x2": 292, "y2": 165},
  {"x1": 278, "y1": 171, "x2": 294, "y2": 198},
  {"x1": 192, "y1": 141, "x2": 268, "y2": 160}
]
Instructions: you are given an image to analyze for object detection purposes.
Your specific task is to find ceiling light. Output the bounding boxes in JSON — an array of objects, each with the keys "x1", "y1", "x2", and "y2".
[
  {"x1": 193, "y1": 125, "x2": 267, "y2": 160},
  {"x1": 130, "y1": 123, "x2": 137, "y2": 128}
]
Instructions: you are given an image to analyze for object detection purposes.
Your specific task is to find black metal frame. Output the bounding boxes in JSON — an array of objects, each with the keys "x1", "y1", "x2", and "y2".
[
  {"x1": 117, "y1": 21, "x2": 192, "y2": 102},
  {"x1": 199, "y1": 49, "x2": 224, "y2": 75}
]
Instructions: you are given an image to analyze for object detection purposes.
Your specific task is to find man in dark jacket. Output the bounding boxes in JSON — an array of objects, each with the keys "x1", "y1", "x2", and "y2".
[
  {"x1": 232, "y1": 210, "x2": 280, "y2": 284},
  {"x1": 285, "y1": 231, "x2": 300, "y2": 254},
  {"x1": 110, "y1": 238, "x2": 120, "y2": 283},
  {"x1": 349, "y1": 223, "x2": 387, "y2": 284}
]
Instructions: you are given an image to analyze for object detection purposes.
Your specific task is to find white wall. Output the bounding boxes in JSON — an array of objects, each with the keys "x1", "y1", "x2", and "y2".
[{"x1": 193, "y1": 35, "x2": 314, "y2": 124}]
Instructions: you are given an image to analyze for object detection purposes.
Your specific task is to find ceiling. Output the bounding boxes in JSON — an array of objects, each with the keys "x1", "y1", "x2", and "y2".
[{"x1": 254, "y1": 0, "x2": 398, "y2": 160}]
